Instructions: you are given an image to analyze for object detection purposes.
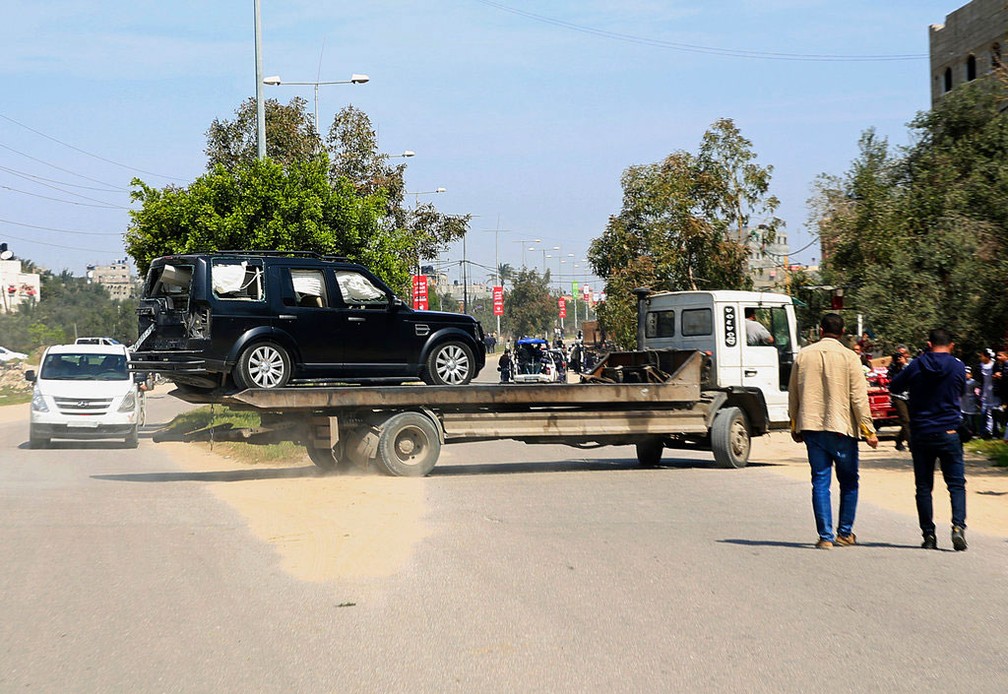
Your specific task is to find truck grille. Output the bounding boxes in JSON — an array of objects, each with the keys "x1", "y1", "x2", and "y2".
[{"x1": 54, "y1": 396, "x2": 113, "y2": 415}]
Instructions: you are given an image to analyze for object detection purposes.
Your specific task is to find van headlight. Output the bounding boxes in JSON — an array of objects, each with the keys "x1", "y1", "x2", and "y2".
[
  {"x1": 118, "y1": 390, "x2": 137, "y2": 412},
  {"x1": 31, "y1": 389, "x2": 49, "y2": 413}
]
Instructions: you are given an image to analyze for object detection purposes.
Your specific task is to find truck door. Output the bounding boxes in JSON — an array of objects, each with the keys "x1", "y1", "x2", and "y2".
[{"x1": 741, "y1": 305, "x2": 790, "y2": 423}]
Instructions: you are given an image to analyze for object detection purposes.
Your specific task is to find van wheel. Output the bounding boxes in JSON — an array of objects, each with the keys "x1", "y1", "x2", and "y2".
[
  {"x1": 125, "y1": 426, "x2": 139, "y2": 448},
  {"x1": 423, "y1": 341, "x2": 475, "y2": 386},
  {"x1": 235, "y1": 342, "x2": 292, "y2": 389},
  {"x1": 376, "y1": 412, "x2": 440, "y2": 477},
  {"x1": 636, "y1": 437, "x2": 664, "y2": 467},
  {"x1": 711, "y1": 407, "x2": 750, "y2": 469},
  {"x1": 29, "y1": 424, "x2": 49, "y2": 449}
]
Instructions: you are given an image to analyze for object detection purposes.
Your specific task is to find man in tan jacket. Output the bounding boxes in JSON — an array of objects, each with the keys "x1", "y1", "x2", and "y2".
[{"x1": 788, "y1": 313, "x2": 878, "y2": 549}]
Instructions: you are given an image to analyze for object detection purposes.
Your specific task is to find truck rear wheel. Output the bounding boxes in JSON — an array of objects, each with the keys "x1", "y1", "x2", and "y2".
[
  {"x1": 636, "y1": 437, "x2": 663, "y2": 467},
  {"x1": 306, "y1": 443, "x2": 340, "y2": 471},
  {"x1": 711, "y1": 407, "x2": 750, "y2": 469},
  {"x1": 376, "y1": 412, "x2": 441, "y2": 477}
]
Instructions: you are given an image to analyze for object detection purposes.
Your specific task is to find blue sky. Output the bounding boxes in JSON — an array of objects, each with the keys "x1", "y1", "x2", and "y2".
[{"x1": 0, "y1": 1, "x2": 956, "y2": 291}]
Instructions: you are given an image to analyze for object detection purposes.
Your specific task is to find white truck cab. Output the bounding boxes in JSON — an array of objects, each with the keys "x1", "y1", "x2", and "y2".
[
  {"x1": 635, "y1": 289, "x2": 799, "y2": 427},
  {"x1": 25, "y1": 343, "x2": 143, "y2": 449}
]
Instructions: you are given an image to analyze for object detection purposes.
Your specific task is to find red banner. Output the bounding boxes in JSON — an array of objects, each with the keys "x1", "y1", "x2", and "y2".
[
  {"x1": 558, "y1": 296, "x2": 567, "y2": 318},
  {"x1": 412, "y1": 275, "x2": 429, "y2": 310},
  {"x1": 492, "y1": 285, "x2": 504, "y2": 316}
]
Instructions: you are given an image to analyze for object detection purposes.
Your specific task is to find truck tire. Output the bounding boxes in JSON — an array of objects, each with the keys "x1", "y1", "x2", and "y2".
[
  {"x1": 306, "y1": 442, "x2": 340, "y2": 472},
  {"x1": 423, "y1": 341, "x2": 475, "y2": 386},
  {"x1": 235, "y1": 342, "x2": 292, "y2": 389},
  {"x1": 636, "y1": 437, "x2": 663, "y2": 467},
  {"x1": 711, "y1": 406, "x2": 750, "y2": 469},
  {"x1": 376, "y1": 412, "x2": 441, "y2": 477}
]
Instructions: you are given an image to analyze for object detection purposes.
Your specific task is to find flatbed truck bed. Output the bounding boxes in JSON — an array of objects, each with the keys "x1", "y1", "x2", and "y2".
[{"x1": 166, "y1": 350, "x2": 762, "y2": 476}]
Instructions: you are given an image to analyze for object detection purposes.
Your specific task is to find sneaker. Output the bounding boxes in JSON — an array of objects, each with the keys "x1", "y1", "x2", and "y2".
[
  {"x1": 921, "y1": 533, "x2": 937, "y2": 550},
  {"x1": 815, "y1": 539, "x2": 834, "y2": 550},
  {"x1": 835, "y1": 533, "x2": 857, "y2": 547},
  {"x1": 951, "y1": 526, "x2": 967, "y2": 551}
]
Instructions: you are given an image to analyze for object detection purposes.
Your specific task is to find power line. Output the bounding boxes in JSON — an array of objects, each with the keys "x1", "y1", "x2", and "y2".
[
  {"x1": 0, "y1": 217, "x2": 125, "y2": 236},
  {"x1": 0, "y1": 231, "x2": 123, "y2": 254},
  {"x1": 0, "y1": 165, "x2": 124, "y2": 193},
  {"x1": 0, "y1": 112, "x2": 187, "y2": 182},
  {"x1": 0, "y1": 184, "x2": 128, "y2": 209},
  {"x1": 473, "y1": 1, "x2": 926, "y2": 62},
  {"x1": 0, "y1": 142, "x2": 129, "y2": 190}
]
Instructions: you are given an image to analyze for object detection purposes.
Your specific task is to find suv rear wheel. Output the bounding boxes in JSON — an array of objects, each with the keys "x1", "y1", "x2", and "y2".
[
  {"x1": 235, "y1": 342, "x2": 292, "y2": 389},
  {"x1": 423, "y1": 341, "x2": 475, "y2": 386}
]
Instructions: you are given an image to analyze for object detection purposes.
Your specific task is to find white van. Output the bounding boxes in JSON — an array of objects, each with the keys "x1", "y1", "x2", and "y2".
[{"x1": 25, "y1": 343, "x2": 143, "y2": 449}]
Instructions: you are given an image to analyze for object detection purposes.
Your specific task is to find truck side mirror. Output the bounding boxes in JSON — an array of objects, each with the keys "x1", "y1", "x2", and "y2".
[{"x1": 24, "y1": 370, "x2": 36, "y2": 383}]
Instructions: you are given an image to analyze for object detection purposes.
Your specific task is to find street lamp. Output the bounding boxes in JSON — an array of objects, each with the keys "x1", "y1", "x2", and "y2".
[
  {"x1": 518, "y1": 239, "x2": 541, "y2": 268},
  {"x1": 388, "y1": 150, "x2": 415, "y2": 159},
  {"x1": 263, "y1": 73, "x2": 369, "y2": 130},
  {"x1": 407, "y1": 187, "x2": 446, "y2": 205}
]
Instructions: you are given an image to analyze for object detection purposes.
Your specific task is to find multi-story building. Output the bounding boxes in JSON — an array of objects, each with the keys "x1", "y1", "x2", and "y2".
[
  {"x1": 930, "y1": 0, "x2": 1008, "y2": 106},
  {"x1": 734, "y1": 225, "x2": 794, "y2": 291},
  {"x1": 0, "y1": 260, "x2": 41, "y2": 313},
  {"x1": 86, "y1": 259, "x2": 136, "y2": 300}
]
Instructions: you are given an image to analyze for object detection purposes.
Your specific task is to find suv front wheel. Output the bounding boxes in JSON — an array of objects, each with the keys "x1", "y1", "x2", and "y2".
[
  {"x1": 423, "y1": 341, "x2": 475, "y2": 386},
  {"x1": 235, "y1": 341, "x2": 292, "y2": 389}
]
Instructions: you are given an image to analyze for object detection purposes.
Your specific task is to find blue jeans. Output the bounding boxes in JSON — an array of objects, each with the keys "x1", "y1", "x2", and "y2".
[
  {"x1": 803, "y1": 431, "x2": 860, "y2": 542},
  {"x1": 909, "y1": 430, "x2": 966, "y2": 534}
]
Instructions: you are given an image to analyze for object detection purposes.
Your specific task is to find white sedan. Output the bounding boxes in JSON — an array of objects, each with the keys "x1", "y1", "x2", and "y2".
[{"x1": 0, "y1": 346, "x2": 28, "y2": 362}]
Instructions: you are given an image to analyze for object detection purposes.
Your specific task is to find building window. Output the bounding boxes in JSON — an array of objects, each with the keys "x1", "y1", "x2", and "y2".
[
  {"x1": 944, "y1": 67, "x2": 952, "y2": 92},
  {"x1": 967, "y1": 54, "x2": 977, "y2": 81}
]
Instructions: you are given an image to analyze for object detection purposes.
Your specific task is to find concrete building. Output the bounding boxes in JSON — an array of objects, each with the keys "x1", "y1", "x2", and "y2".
[
  {"x1": 734, "y1": 225, "x2": 794, "y2": 291},
  {"x1": 0, "y1": 260, "x2": 41, "y2": 314},
  {"x1": 930, "y1": 0, "x2": 1008, "y2": 106},
  {"x1": 86, "y1": 259, "x2": 136, "y2": 300}
]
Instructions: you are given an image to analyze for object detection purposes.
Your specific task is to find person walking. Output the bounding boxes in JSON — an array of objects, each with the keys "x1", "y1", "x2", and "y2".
[
  {"x1": 962, "y1": 366, "x2": 981, "y2": 439},
  {"x1": 497, "y1": 348, "x2": 514, "y2": 383},
  {"x1": 889, "y1": 328, "x2": 968, "y2": 551},
  {"x1": 977, "y1": 348, "x2": 997, "y2": 438},
  {"x1": 888, "y1": 350, "x2": 911, "y2": 451},
  {"x1": 788, "y1": 313, "x2": 878, "y2": 549}
]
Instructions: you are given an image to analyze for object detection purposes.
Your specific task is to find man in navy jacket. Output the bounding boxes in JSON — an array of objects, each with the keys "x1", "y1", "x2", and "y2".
[{"x1": 889, "y1": 328, "x2": 968, "y2": 550}]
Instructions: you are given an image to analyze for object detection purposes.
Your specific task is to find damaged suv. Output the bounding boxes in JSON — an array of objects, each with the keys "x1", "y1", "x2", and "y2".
[{"x1": 130, "y1": 252, "x2": 486, "y2": 391}]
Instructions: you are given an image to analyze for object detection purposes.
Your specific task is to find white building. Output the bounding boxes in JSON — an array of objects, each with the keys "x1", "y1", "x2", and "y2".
[
  {"x1": 0, "y1": 260, "x2": 42, "y2": 313},
  {"x1": 86, "y1": 259, "x2": 136, "y2": 300}
]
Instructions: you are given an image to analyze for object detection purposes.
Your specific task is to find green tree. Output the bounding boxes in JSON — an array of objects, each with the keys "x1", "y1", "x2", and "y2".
[
  {"x1": 810, "y1": 78, "x2": 1008, "y2": 354},
  {"x1": 504, "y1": 268, "x2": 555, "y2": 339},
  {"x1": 205, "y1": 97, "x2": 320, "y2": 170},
  {"x1": 588, "y1": 118, "x2": 776, "y2": 346}
]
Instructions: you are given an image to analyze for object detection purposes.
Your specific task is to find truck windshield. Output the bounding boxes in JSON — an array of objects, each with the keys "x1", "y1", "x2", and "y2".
[{"x1": 40, "y1": 353, "x2": 129, "y2": 381}]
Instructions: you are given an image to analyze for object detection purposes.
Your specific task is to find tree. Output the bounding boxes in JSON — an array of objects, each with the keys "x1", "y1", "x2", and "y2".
[
  {"x1": 504, "y1": 268, "x2": 555, "y2": 339},
  {"x1": 588, "y1": 118, "x2": 777, "y2": 347},
  {"x1": 126, "y1": 157, "x2": 393, "y2": 280},
  {"x1": 810, "y1": 77, "x2": 1008, "y2": 355},
  {"x1": 205, "y1": 97, "x2": 319, "y2": 170}
]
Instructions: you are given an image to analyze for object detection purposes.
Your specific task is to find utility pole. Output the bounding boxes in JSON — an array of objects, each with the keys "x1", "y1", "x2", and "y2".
[{"x1": 253, "y1": 0, "x2": 266, "y2": 159}]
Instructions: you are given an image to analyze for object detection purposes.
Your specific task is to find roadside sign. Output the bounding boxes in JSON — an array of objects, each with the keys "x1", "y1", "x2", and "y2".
[
  {"x1": 558, "y1": 296, "x2": 567, "y2": 318},
  {"x1": 412, "y1": 275, "x2": 428, "y2": 310},
  {"x1": 492, "y1": 286, "x2": 504, "y2": 316}
]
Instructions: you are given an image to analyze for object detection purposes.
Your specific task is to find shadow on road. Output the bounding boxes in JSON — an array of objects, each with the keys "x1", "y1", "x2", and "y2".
[
  {"x1": 718, "y1": 538, "x2": 924, "y2": 551},
  {"x1": 92, "y1": 466, "x2": 321, "y2": 483}
]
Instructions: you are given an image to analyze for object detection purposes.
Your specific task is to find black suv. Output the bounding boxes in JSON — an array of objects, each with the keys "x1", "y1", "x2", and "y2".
[{"x1": 131, "y1": 252, "x2": 486, "y2": 390}]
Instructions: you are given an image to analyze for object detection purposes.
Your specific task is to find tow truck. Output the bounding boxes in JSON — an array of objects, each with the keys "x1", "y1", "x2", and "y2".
[{"x1": 153, "y1": 289, "x2": 801, "y2": 476}]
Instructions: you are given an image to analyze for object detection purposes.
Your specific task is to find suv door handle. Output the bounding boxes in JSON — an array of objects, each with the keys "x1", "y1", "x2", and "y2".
[
  {"x1": 348, "y1": 317, "x2": 366, "y2": 322},
  {"x1": 744, "y1": 369, "x2": 758, "y2": 376},
  {"x1": 279, "y1": 314, "x2": 296, "y2": 320}
]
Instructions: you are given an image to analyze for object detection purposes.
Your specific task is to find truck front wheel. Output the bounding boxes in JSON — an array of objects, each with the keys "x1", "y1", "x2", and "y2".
[{"x1": 711, "y1": 406, "x2": 750, "y2": 469}]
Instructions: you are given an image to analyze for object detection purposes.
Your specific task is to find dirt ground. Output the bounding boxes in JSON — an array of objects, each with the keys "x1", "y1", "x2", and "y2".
[{"x1": 5, "y1": 401, "x2": 1006, "y2": 582}]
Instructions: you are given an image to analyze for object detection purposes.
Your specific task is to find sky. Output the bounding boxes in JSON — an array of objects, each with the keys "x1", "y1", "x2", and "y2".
[{"x1": 0, "y1": 1, "x2": 960, "y2": 293}]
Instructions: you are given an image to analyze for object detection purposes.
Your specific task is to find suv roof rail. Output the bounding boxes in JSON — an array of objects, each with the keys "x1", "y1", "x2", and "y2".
[{"x1": 211, "y1": 250, "x2": 349, "y2": 261}]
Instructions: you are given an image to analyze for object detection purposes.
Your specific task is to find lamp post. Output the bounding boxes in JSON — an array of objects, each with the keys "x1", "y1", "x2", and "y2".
[
  {"x1": 263, "y1": 73, "x2": 369, "y2": 130},
  {"x1": 388, "y1": 150, "x2": 415, "y2": 160},
  {"x1": 253, "y1": 0, "x2": 266, "y2": 159},
  {"x1": 517, "y1": 238, "x2": 541, "y2": 268},
  {"x1": 408, "y1": 187, "x2": 445, "y2": 206},
  {"x1": 406, "y1": 187, "x2": 447, "y2": 296}
]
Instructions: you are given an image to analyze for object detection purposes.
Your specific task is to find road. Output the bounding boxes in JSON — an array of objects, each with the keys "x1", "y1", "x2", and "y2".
[{"x1": 1, "y1": 382, "x2": 1007, "y2": 692}]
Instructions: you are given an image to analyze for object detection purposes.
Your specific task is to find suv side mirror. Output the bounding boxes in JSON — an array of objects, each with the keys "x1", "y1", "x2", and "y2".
[
  {"x1": 24, "y1": 370, "x2": 36, "y2": 383},
  {"x1": 389, "y1": 297, "x2": 405, "y2": 312}
]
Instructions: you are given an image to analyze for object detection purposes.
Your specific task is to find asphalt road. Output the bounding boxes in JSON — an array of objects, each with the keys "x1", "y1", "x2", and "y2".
[{"x1": 2, "y1": 384, "x2": 1007, "y2": 692}]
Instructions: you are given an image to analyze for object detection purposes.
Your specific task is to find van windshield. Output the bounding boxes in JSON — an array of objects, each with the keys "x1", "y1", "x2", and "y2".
[{"x1": 40, "y1": 353, "x2": 129, "y2": 381}]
